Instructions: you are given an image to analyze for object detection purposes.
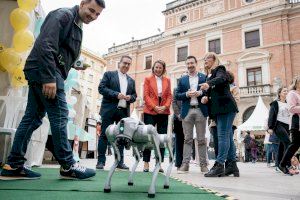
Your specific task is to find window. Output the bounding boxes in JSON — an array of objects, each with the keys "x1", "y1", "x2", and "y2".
[
  {"x1": 177, "y1": 46, "x2": 188, "y2": 62},
  {"x1": 208, "y1": 39, "x2": 221, "y2": 54},
  {"x1": 247, "y1": 67, "x2": 262, "y2": 86},
  {"x1": 87, "y1": 88, "x2": 92, "y2": 96},
  {"x1": 145, "y1": 55, "x2": 152, "y2": 70},
  {"x1": 245, "y1": 30, "x2": 260, "y2": 48},
  {"x1": 180, "y1": 15, "x2": 187, "y2": 23},
  {"x1": 88, "y1": 74, "x2": 93, "y2": 82}
]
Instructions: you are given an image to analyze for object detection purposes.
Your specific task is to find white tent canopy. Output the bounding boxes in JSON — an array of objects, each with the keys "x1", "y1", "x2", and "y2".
[{"x1": 238, "y1": 96, "x2": 269, "y2": 131}]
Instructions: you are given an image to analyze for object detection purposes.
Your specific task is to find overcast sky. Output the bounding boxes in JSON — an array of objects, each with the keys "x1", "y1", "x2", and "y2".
[{"x1": 41, "y1": 0, "x2": 170, "y2": 55}]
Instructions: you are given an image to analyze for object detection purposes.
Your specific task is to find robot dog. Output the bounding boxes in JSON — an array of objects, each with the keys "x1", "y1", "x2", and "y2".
[{"x1": 103, "y1": 117, "x2": 174, "y2": 198}]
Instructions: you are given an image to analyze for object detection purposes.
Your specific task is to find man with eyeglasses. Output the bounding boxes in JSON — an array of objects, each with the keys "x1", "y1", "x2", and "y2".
[{"x1": 96, "y1": 55, "x2": 137, "y2": 170}]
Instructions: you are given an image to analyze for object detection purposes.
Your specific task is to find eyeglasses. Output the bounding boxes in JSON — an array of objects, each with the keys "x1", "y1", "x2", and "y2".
[{"x1": 122, "y1": 62, "x2": 131, "y2": 66}]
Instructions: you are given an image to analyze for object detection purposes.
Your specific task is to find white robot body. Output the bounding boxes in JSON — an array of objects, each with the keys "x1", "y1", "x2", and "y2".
[{"x1": 103, "y1": 117, "x2": 174, "y2": 198}]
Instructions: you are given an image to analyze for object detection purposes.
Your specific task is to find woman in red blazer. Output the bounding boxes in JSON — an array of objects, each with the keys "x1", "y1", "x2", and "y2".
[{"x1": 143, "y1": 59, "x2": 172, "y2": 172}]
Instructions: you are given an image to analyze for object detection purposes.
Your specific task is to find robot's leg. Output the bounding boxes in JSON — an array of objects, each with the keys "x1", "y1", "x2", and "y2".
[
  {"x1": 163, "y1": 139, "x2": 174, "y2": 189},
  {"x1": 148, "y1": 135, "x2": 162, "y2": 198},
  {"x1": 128, "y1": 146, "x2": 140, "y2": 186},
  {"x1": 104, "y1": 142, "x2": 121, "y2": 193}
]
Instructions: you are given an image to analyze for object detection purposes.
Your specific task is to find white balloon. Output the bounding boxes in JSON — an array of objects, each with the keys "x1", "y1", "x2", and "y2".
[
  {"x1": 67, "y1": 96, "x2": 77, "y2": 105},
  {"x1": 68, "y1": 109, "x2": 76, "y2": 118}
]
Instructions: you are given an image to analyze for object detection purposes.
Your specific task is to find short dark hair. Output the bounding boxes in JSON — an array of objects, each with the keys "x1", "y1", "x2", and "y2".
[
  {"x1": 85, "y1": 0, "x2": 105, "y2": 8},
  {"x1": 186, "y1": 55, "x2": 197, "y2": 63},
  {"x1": 120, "y1": 55, "x2": 132, "y2": 62},
  {"x1": 152, "y1": 60, "x2": 166, "y2": 75}
]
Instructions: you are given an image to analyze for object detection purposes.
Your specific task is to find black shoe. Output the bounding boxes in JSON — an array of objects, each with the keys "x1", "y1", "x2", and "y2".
[
  {"x1": 204, "y1": 162, "x2": 225, "y2": 177},
  {"x1": 0, "y1": 164, "x2": 41, "y2": 180},
  {"x1": 116, "y1": 163, "x2": 129, "y2": 170},
  {"x1": 278, "y1": 164, "x2": 293, "y2": 176},
  {"x1": 96, "y1": 163, "x2": 104, "y2": 170},
  {"x1": 60, "y1": 163, "x2": 96, "y2": 180},
  {"x1": 225, "y1": 160, "x2": 240, "y2": 177}
]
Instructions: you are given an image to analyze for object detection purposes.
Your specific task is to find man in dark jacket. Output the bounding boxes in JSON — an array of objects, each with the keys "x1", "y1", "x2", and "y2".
[
  {"x1": 0, "y1": 0, "x2": 105, "y2": 180},
  {"x1": 96, "y1": 55, "x2": 137, "y2": 170},
  {"x1": 172, "y1": 88, "x2": 184, "y2": 169},
  {"x1": 175, "y1": 56, "x2": 209, "y2": 173}
]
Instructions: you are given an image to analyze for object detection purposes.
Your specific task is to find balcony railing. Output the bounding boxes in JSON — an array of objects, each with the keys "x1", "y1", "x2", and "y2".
[
  {"x1": 288, "y1": 0, "x2": 300, "y2": 3},
  {"x1": 239, "y1": 84, "x2": 272, "y2": 97},
  {"x1": 166, "y1": 0, "x2": 197, "y2": 10},
  {"x1": 107, "y1": 34, "x2": 163, "y2": 54}
]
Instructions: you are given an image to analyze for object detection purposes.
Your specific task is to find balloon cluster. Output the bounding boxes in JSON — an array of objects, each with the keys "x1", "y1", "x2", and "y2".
[{"x1": 0, "y1": 0, "x2": 38, "y2": 87}]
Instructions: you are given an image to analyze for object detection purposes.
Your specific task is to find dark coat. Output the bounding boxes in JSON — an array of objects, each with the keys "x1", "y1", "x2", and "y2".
[
  {"x1": 268, "y1": 100, "x2": 279, "y2": 130},
  {"x1": 175, "y1": 73, "x2": 208, "y2": 119},
  {"x1": 206, "y1": 65, "x2": 238, "y2": 118},
  {"x1": 24, "y1": 6, "x2": 82, "y2": 88},
  {"x1": 99, "y1": 70, "x2": 137, "y2": 117}
]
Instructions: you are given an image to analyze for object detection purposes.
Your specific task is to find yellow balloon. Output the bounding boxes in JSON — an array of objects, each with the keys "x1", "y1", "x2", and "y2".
[
  {"x1": 10, "y1": 8, "x2": 30, "y2": 31},
  {"x1": 11, "y1": 66, "x2": 27, "y2": 87},
  {"x1": 17, "y1": 0, "x2": 39, "y2": 12},
  {"x1": 0, "y1": 48, "x2": 22, "y2": 74},
  {"x1": 0, "y1": 44, "x2": 6, "y2": 72},
  {"x1": 13, "y1": 29, "x2": 34, "y2": 52},
  {"x1": 0, "y1": 43, "x2": 5, "y2": 52}
]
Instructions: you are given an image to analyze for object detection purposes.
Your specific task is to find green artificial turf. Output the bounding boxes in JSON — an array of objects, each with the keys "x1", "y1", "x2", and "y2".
[{"x1": 0, "y1": 168, "x2": 224, "y2": 200}]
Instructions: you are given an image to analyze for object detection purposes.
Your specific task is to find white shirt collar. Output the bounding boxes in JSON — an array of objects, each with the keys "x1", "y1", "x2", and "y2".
[
  {"x1": 188, "y1": 72, "x2": 198, "y2": 78},
  {"x1": 155, "y1": 75, "x2": 162, "y2": 80},
  {"x1": 118, "y1": 70, "x2": 127, "y2": 77}
]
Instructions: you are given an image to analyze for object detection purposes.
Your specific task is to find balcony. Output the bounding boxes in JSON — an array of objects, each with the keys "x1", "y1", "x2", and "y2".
[{"x1": 239, "y1": 84, "x2": 273, "y2": 97}]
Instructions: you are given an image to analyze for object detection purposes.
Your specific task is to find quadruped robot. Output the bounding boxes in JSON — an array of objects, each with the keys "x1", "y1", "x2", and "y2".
[{"x1": 103, "y1": 117, "x2": 174, "y2": 198}]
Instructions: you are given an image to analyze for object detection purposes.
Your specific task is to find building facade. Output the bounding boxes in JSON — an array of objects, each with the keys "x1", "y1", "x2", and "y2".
[
  {"x1": 104, "y1": 0, "x2": 300, "y2": 125},
  {"x1": 76, "y1": 48, "x2": 106, "y2": 124}
]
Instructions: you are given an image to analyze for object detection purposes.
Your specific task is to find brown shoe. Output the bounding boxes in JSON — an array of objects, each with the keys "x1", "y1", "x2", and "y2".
[
  {"x1": 177, "y1": 163, "x2": 189, "y2": 174},
  {"x1": 200, "y1": 166, "x2": 209, "y2": 173}
]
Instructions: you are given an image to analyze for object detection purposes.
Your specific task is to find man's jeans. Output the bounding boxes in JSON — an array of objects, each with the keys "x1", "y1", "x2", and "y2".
[
  {"x1": 182, "y1": 108, "x2": 207, "y2": 166},
  {"x1": 216, "y1": 112, "x2": 236, "y2": 164},
  {"x1": 7, "y1": 83, "x2": 75, "y2": 168}
]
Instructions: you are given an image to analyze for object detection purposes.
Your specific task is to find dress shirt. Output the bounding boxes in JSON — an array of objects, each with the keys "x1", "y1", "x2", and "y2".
[
  {"x1": 155, "y1": 75, "x2": 163, "y2": 97},
  {"x1": 188, "y1": 73, "x2": 199, "y2": 106},
  {"x1": 117, "y1": 70, "x2": 128, "y2": 108}
]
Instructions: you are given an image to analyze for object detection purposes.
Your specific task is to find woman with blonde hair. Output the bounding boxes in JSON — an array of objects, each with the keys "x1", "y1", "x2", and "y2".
[
  {"x1": 279, "y1": 76, "x2": 300, "y2": 175},
  {"x1": 142, "y1": 59, "x2": 172, "y2": 172},
  {"x1": 200, "y1": 52, "x2": 239, "y2": 177}
]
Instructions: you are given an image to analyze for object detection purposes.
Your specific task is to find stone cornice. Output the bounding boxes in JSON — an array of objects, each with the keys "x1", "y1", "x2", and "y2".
[{"x1": 163, "y1": 0, "x2": 207, "y2": 15}]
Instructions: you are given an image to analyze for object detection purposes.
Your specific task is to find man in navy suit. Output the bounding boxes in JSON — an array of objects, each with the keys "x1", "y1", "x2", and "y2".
[
  {"x1": 96, "y1": 55, "x2": 137, "y2": 170},
  {"x1": 175, "y1": 56, "x2": 209, "y2": 173}
]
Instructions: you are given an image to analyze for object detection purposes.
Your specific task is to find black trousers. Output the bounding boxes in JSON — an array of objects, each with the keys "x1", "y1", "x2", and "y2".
[
  {"x1": 173, "y1": 118, "x2": 184, "y2": 167},
  {"x1": 280, "y1": 129, "x2": 300, "y2": 167},
  {"x1": 245, "y1": 149, "x2": 252, "y2": 162},
  {"x1": 274, "y1": 121, "x2": 290, "y2": 167},
  {"x1": 97, "y1": 108, "x2": 127, "y2": 165},
  {"x1": 143, "y1": 113, "x2": 169, "y2": 162}
]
